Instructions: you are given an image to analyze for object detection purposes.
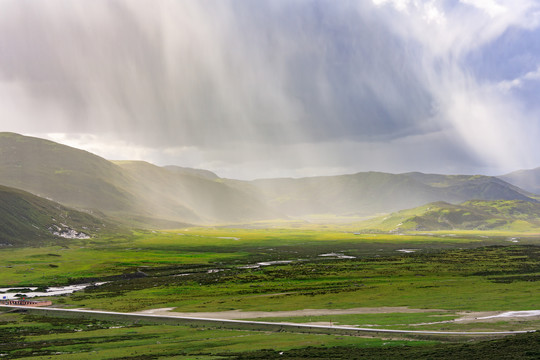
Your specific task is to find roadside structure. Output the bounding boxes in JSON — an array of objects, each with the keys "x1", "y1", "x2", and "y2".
[{"x1": 0, "y1": 299, "x2": 52, "y2": 307}]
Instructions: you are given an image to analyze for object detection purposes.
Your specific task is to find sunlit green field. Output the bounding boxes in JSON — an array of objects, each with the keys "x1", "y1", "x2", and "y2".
[
  {"x1": 1, "y1": 228, "x2": 539, "y2": 358},
  {"x1": 1, "y1": 228, "x2": 536, "y2": 287},
  {"x1": 1, "y1": 229, "x2": 539, "y2": 311},
  {"x1": 61, "y1": 244, "x2": 539, "y2": 315}
]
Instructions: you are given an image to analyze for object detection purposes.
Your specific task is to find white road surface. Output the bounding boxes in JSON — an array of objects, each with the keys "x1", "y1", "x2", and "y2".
[{"x1": 0, "y1": 305, "x2": 535, "y2": 336}]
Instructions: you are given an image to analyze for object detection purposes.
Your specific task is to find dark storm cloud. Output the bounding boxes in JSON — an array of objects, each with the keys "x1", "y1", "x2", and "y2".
[
  {"x1": 228, "y1": 1, "x2": 437, "y2": 141},
  {"x1": 0, "y1": 0, "x2": 436, "y2": 147},
  {"x1": 0, "y1": 0, "x2": 539, "y2": 178}
]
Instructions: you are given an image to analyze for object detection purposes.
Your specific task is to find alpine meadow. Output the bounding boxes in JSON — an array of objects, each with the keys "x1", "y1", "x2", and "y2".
[{"x1": 1, "y1": 1, "x2": 540, "y2": 359}]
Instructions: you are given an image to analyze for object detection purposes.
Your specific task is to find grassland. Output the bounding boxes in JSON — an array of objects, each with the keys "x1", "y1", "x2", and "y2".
[
  {"x1": 60, "y1": 244, "x2": 539, "y2": 316},
  {"x1": 1, "y1": 228, "x2": 539, "y2": 358},
  {"x1": 227, "y1": 331, "x2": 540, "y2": 359},
  {"x1": 0, "y1": 308, "x2": 538, "y2": 359},
  {"x1": 0, "y1": 311, "x2": 436, "y2": 359},
  {"x1": 1, "y1": 228, "x2": 536, "y2": 286}
]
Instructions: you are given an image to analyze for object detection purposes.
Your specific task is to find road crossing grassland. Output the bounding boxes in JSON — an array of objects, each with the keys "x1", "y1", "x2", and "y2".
[
  {"x1": 1, "y1": 230, "x2": 539, "y2": 358},
  {"x1": 0, "y1": 305, "x2": 534, "y2": 338},
  {"x1": 53, "y1": 244, "x2": 540, "y2": 317},
  {"x1": 1, "y1": 231, "x2": 539, "y2": 329}
]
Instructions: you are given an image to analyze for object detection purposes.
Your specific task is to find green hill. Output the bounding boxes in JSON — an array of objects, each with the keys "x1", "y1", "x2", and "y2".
[
  {"x1": 499, "y1": 167, "x2": 540, "y2": 195},
  {"x1": 113, "y1": 161, "x2": 278, "y2": 224},
  {"x1": 405, "y1": 172, "x2": 534, "y2": 200},
  {"x1": 358, "y1": 199, "x2": 540, "y2": 232},
  {"x1": 1, "y1": 132, "x2": 537, "y2": 226},
  {"x1": 0, "y1": 133, "x2": 276, "y2": 225},
  {"x1": 163, "y1": 165, "x2": 219, "y2": 180},
  {"x1": 0, "y1": 185, "x2": 112, "y2": 246},
  {"x1": 0, "y1": 132, "x2": 137, "y2": 212},
  {"x1": 243, "y1": 172, "x2": 536, "y2": 217}
]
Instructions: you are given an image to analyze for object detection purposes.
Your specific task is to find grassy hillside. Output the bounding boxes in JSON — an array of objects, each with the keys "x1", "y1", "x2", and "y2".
[
  {"x1": 0, "y1": 132, "x2": 137, "y2": 212},
  {"x1": 0, "y1": 185, "x2": 112, "y2": 246},
  {"x1": 405, "y1": 172, "x2": 534, "y2": 200},
  {"x1": 245, "y1": 172, "x2": 536, "y2": 217},
  {"x1": 163, "y1": 165, "x2": 219, "y2": 180},
  {"x1": 0, "y1": 133, "x2": 275, "y2": 225},
  {"x1": 114, "y1": 161, "x2": 278, "y2": 224},
  {"x1": 359, "y1": 199, "x2": 540, "y2": 232},
  {"x1": 500, "y1": 167, "x2": 540, "y2": 195},
  {"x1": 1, "y1": 133, "x2": 538, "y2": 225}
]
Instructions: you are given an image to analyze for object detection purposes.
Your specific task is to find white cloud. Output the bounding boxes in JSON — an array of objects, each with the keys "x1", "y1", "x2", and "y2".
[
  {"x1": 422, "y1": 2, "x2": 446, "y2": 24},
  {"x1": 2, "y1": 1, "x2": 540, "y2": 178},
  {"x1": 372, "y1": 0, "x2": 412, "y2": 12},
  {"x1": 40, "y1": 132, "x2": 210, "y2": 169},
  {"x1": 369, "y1": 0, "x2": 540, "y2": 172},
  {"x1": 372, "y1": 0, "x2": 446, "y2": 24},
  {"x1": 460, "y1": 0, "x2": 507, "y2": 17},
  {"x1": 497, "y1": 66, "x2": 540, "y2": 91}
]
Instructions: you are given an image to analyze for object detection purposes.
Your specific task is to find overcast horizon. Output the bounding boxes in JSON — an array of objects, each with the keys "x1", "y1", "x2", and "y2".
[{"x1": 2, "y1": 1, "x2": 540, "y2": 180}]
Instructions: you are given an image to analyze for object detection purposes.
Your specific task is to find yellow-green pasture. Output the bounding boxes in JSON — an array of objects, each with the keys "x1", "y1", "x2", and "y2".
[{"x1": 0, "y1": 228, "x2": 500, "y2": 287}]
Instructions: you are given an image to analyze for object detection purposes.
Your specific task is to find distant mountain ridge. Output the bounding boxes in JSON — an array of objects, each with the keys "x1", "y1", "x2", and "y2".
[
  {"x1": 112, "y1": 160, "x2": 277, "y2": 223},
  {"x1": 242, "y1": 171, "x2": 536, "y2": 217},
  {"x1": 499, "y1": 167, "x2": 540, "y2": 195},
  {"x1": 0, "y1": 132, "x2": 538, "y2": 226},
  {"x1": 0, "y1": 133, "x2": 276, "y2": 225},
  {"x1": 162, "y1": 165, "x2": 219, "y2": 180}
]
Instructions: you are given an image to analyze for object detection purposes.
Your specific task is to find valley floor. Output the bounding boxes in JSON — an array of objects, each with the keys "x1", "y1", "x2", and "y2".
[{"x1": 1, "y1": 228, "x2": 539, "y2": 358}]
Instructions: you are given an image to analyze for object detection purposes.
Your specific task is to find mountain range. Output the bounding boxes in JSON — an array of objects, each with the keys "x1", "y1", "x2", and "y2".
[
  {"x1": 0, "y1": 133, "x2": 274, "y2": 226},
  {"x1": 1, "y1": 132, "x2": 540, "y2": 232},
  {"x1": 238, "y1": 171, "x2": 536, "y2": 217}
]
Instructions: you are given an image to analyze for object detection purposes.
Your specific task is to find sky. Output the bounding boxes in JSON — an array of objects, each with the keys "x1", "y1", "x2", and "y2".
[{"x1": 1, "y1": 0, "x2": 540, "y2": 180}]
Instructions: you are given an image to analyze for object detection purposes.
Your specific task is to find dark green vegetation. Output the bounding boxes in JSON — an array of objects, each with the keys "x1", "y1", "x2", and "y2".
[
  {"x1": 2, "y1": 132, "x2": 538, "y2": 228},
  {"x1": 0, "y1": 185, "x2": 115, "y2": 246},
  {"x1": 358, "y1": 199, "x2": 540, "y2": 232},
  {"x1": 227, "y1": 332, "x2": 540, "y2": 360}
]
